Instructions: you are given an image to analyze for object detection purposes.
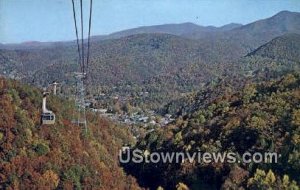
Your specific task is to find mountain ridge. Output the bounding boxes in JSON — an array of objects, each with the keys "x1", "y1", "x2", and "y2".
[{"x1": 1, "y1": 10, "x2": 300, "y2": 51}]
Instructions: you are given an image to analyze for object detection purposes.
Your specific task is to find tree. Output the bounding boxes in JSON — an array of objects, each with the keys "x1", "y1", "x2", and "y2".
[
  {"x1": 242, "y1": 84, "x2": 257, "y2": 103},
  {"x1": 176, "y1": 182, "x2": 189, "y2": 190},
  {"x1": 247, "y1": 169, "x2": 299, "y2": 190},
  {"x1": 41, "y1": 170, "x2": 60, "y2": 189}
]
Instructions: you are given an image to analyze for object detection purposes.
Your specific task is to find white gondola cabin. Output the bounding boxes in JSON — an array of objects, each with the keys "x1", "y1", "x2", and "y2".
[{"x1": 41, "y1": 92, "x2": 55, "y2": 125}]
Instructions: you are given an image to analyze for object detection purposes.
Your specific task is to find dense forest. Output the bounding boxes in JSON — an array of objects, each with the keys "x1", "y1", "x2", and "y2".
[
  {"x1": 0, "y1": 77, "x2": 141, "y2": 189},
  {"x1": 125, "y1": 72, "x2": 300, "y2": 190}
]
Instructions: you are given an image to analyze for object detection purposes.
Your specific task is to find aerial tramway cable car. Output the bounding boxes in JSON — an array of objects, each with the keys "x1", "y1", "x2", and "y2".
[
  {"x1": 41, "y1": 92, "x2": 56, "y2": 125},
  {"x1": 41, "y1": 0, "x2": 93, "y2": 126}
]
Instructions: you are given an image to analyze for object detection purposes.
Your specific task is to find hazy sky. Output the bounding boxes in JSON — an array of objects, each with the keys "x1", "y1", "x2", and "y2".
[{"x1": 1, "y1": 0, "x2": 300, "y2": 43}]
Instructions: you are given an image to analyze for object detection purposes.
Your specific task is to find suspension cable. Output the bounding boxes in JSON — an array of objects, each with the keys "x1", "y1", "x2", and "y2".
[
  {"x1": 86, "y1": 0, "x2": 93, "y2": 73},
  {"x1": 71, "y1": 0, "x2": 83, "y2": 73},
  {"x1": 80, "y1": 0, "x2": 85, "y2": 74}
]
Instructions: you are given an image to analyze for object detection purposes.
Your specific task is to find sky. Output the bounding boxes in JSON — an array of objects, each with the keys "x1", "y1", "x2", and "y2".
[{"x1": 1, "y1": 0, "x2": 300, "y2": 44}]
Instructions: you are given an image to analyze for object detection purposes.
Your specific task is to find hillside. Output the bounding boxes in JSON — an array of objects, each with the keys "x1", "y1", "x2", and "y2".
[
  {"x1": 0, "y1": 77, "x2": 141, "y2": 189},
  {"x1": 248, "y1": 33, "x2": 300, "y2": 62},
  {"x1": 0, "y1": 33, "x2": 242, "y2": 82},
  {"x1": 160, "y1": 32, "x2": 300, "y2": 116},
  {"x1": 124, "y1": 73, "x2": 300, "y2": 190},
  {"x1": 0, "y1": 33, "x2": 244, "y2": 109}
]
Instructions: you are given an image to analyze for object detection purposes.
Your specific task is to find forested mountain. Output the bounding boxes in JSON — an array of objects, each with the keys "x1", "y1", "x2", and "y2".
[
  {"x1": 0, "y1": 22, "x2": 242, "y2": 50},
  {"x1": 248, "y1": 33, "x2": 300, "y2": 62},
  {"x1": 1, "y1": 11, "x2": 300, "y2": 111},
  {"x1": 3, "y1": 10, "x2": 300, "y2": 50},
  {"x1": 224, "y1": 11, "x2": 300, "y2": 52},
  {"x1": 101, "y1": 10, "x2": 300, "y2": 54},
  {"x1": 237, "y1": 11, "x2": 300, "y2": 34},
  {"x1": 94, "y1": 11, "x2": 300, "y2": 44},
  {"x1": 160, "y1": 32, "x2": 300, "y2": 115},
  {"x1": 123, "y1": 30, "x2": 300, "y2": 189},
  {"x1": 0, "y1": 33, "x2": 244, "y2": 109},
  {"x1": 0, "y1": 31, "x2": 243, "y2": 83},
  {"x1": 125, "y1": 72, "x2": 300, "y2": 190},
  {"x1": 0, "y1": 77, "x2": 141, "y2": 189}
]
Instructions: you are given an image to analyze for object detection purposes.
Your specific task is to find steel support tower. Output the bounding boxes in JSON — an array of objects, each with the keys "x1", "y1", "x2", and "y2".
[{"x1": 74, "y1": 72, "x2": 87, "y2": 133}]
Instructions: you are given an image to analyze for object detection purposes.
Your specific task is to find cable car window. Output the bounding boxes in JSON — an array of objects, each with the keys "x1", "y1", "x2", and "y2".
[{"x1": 43, "y1": 115, "x2": 51, "y2": 120}]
